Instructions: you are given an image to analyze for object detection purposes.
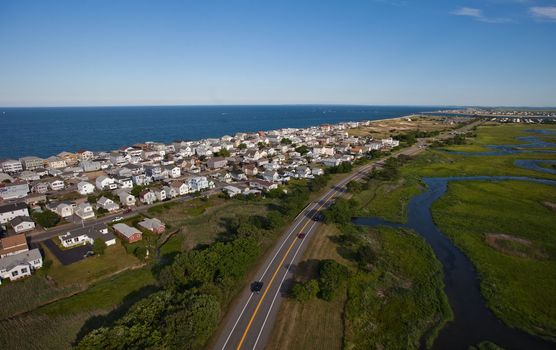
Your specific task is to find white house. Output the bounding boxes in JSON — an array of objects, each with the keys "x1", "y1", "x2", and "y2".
[
  {"x1": 0, "y1": 249, "x2": 42, "y2": 281},
  {"x1": 166, "y1": 166, "x2": 181, "y2": 178},
  {"x1": 45, "y1": 156, "x2": 67, "y2": 169},
  {"x1": 10, "y1": 216, "x2": 36, "y2": 233},
  {"x1": 163, "y1": 186, "x2": 178, "y2": 199},
  {"x1": 0, "y1": 203, "x2": 30, "y2": 224},
  {"x1": 58, "y1": 225, "x2": 116, "y2": 248},
  {"x1": 95, "y1": 176, "x2": 116, "y2": 190},
  {"x1": 115, "y1": 189, "x2": 136, "y2": 207},
  {"x1": 97, "y1": 197, "x2": 120, "y2": 212},
  {"x1": 188, "y1": 176, "x2": 212, "y2": 192},
  {"x1": 75, "y1": 202, "x2": 95, "y2": 220},
  {"x1": 115, "y1": 176, "x2": 133, "y2": 189},
  {"x1": 48, "y1": 179, "x2": 65, "y2": 191},
  {"x1": 139, "y1": 190, "x2": 156, "y2": 205},
  {"x1": 0, "y1": 182, "x2": 30, "y2": 200},
  {"x1": 154, "y1": 188, "x2": 167, "y2": 201},
  {"x1": 262, "y1": 170, "x2": 280, "y2": 182},
  {"x1": 77, "y1": 181, "x2": 95, "y2": 195},
  {"x1": 1, "y1": 159, "x2": 23, "y2": 173},
  {"x1": 170, "y1": 181, "x2": 189, "y2": 195},
  {"x1": 381, "y1": 137, "x2": 400, "y2": 148},
  {"x1": 48, "y1": 202, "x2": 74, "y2": 218},
  {"x1": 223, "y1": 185, "x2": 242, "y2": 197}
]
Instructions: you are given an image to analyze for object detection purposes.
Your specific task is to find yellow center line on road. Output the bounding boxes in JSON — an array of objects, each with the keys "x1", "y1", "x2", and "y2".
[{"x1": 235, "y1": 165, "x2": 371, "y2": 350}]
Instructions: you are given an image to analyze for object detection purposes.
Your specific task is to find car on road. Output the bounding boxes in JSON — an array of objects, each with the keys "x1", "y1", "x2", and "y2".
[
  {"x1": 251, "y1": 281, "x2": 264, "y2": 294},
  {"x1": 123, "y1": 208, "x2": 132, "y2": 214},
  {"x1": 297, "y1": 233, "x2": 306, "y2": 239},
  {"x1": 312, "y1": 213, "x2": 322, "y2": 222},
  {"x1": 112, "y1": 216, "x2": 124, "y2": 222}
]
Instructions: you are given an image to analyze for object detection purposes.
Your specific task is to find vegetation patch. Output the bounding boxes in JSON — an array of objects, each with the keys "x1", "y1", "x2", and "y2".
[
  {"x1": 485, "y1": 233, "x2": 547, "y2": 260},
  {"x1": 433, "y1": 180, "x2": 556, "y2": 340}
]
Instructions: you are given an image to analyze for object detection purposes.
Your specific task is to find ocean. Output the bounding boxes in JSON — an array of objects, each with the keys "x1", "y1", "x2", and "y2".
[{"x1": 0, "y1": 105, "x2": 440, "y2": 159}]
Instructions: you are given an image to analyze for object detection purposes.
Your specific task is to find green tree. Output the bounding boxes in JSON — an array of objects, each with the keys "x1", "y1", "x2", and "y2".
[
  {"x1": 93, "y1": 238, "x2": 107, "y2": 255},
  {"x1": 280, "y1": 137, "x2": 292, "y2": 145},
  {"x1": 238, "y1": 143, "x2": 247, "y2": 150},
  {"x1": 318, "y1": 259, "x2": 348, "y2": 301},
  {"x1": 295, "y1": 145, "x2": 309, "y2": 155},
  {"x1": 346, "y1": 180, "x2": 363, "y2": 193},
  {"x1": 291, "y1": 279, "x2": 320, "y2": 302},
  {"x1": 32, "y1": 210, "x2": 60, "y2": 228}
]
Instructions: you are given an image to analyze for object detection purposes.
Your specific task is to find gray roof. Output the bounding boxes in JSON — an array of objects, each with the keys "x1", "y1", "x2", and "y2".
[
  {"x1": 60, "y1": 224, "x2": 115, "y2": 243},
  {"x1": 10, "y1": 216, "x2": 34, "y2": 226},
  {"x1": 0, "y1": 248, "x2": 41, "y2": 271},
  {"x1": 113, "y1": 223, "x2": 141, "y2": 238},
  {"x1": 0, "y1": 202, "x2": 28, "y2": 215}
]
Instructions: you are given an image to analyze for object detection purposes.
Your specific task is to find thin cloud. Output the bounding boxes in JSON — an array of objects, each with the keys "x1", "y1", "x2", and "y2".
[
  {"x1": 530, "y1": 6, "x2": 556, "y2": 21},
  {"x1": 451, "y1": 6, "x2": 511, "y2": 23}
]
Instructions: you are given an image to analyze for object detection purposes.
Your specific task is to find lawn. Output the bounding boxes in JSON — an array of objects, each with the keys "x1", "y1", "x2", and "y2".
[
  {"x1": 38, "y1": 267, "x2": 155, "y2": 316},
  {"x1": 44, "y1": 241, "x2": 143, "y2": 287},
  {"x1": 432, "y1": 180, "x2": 556, "y2": 340}
]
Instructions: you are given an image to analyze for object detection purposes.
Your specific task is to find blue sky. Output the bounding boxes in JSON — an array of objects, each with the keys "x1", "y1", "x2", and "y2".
[{"x1": 1, "y1": 0, "x2": 555, "y2": 107}]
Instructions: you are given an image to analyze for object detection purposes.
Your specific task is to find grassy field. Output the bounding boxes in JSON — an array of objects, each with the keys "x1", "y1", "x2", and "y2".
[
  {"x1": 438, "y1": 123, "x2": 556, "y2": 152},
  {"x1": 432, "y1": 180, "x2": 556, "y2": 340},
  {"x1": 348, "y1": 116, "x2": 456, "y2": 139},
  {"x1": 351, "y1": 176, "x2": 422, "y2": 223},
  {"x1": 44, "y1": 242, "x2": 143, "y2": 286},
  {"x1": 267, "y1": 224, "x2": 349, "y2": 350},
  {"x1": 344, "y1": 227, "x2": 451, "y2": 350}
]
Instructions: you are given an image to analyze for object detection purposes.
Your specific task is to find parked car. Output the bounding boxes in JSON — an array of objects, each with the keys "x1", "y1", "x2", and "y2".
[
  {"x1": 123, "y1": 208, "x2": 132, "y2": 214},
  {"x1": 112, "y1": 216, "x2": 124, "y2": 222}
]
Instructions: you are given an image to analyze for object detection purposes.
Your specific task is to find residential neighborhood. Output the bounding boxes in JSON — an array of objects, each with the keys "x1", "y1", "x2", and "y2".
[{"x1": 0, "y1": 118, "x2": 406, "y2": 283}]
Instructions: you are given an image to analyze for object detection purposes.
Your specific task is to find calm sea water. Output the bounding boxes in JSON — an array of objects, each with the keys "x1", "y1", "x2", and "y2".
[{"x1": 0, "y1": 105, "x2": 439, "y2": 159}]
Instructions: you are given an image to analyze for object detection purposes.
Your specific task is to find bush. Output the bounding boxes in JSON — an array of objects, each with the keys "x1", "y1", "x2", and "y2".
[
  {"x1": 318, "y1": 260, "x2": 348, "y2": 301},
  {"x1": 32, "y1": 210, "x2": 60, "y2": 228},
  {"x1": 92, "y1": 238, "x2": 107, "y2": 256},
  {"x1": 291, "y1": 279, "x2": 320, "y2": 302}
]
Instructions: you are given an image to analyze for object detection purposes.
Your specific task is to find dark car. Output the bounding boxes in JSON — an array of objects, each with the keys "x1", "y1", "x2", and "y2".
[
  {"x1": 312, "y1": 214, "x2": 322, "y2": 222},
  {"x1": 124, "y1": 208, "x2": 133, "y2": 214},
  {"x1": 251, "y1": 281, "x2": 264, "y2": 294},
  {"x1": 298, "y1": 233, "x2": 306, "y2": 239}
]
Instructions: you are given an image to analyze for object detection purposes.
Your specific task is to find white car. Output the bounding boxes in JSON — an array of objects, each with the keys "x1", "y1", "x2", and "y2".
[{"x1": 111, "y1": 216, "x2": 124, "y2": 222}]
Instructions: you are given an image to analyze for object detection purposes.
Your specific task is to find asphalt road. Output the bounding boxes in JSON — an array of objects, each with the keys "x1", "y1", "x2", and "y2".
[
  {"x1": 27, "y1": 186, "x2": 224, "y2": 245},
  {"x1": 212, "y1": 120, "x2": 482, "y2": 350}
]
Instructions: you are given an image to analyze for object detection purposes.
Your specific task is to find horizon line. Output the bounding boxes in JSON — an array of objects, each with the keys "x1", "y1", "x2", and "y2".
[{"x1": 1, "y1": 103, "x2": 555, "y2": 109}]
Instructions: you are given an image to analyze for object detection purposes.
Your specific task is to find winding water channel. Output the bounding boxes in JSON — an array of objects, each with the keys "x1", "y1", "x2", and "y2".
[{"x1": 354, "y1": 130, "x2": 556, "y2": 349}]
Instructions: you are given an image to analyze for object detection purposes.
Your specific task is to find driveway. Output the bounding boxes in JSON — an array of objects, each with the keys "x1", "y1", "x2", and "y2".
[{"x1": 43, "y1": 239, "x2": 93, "y2": 265}]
